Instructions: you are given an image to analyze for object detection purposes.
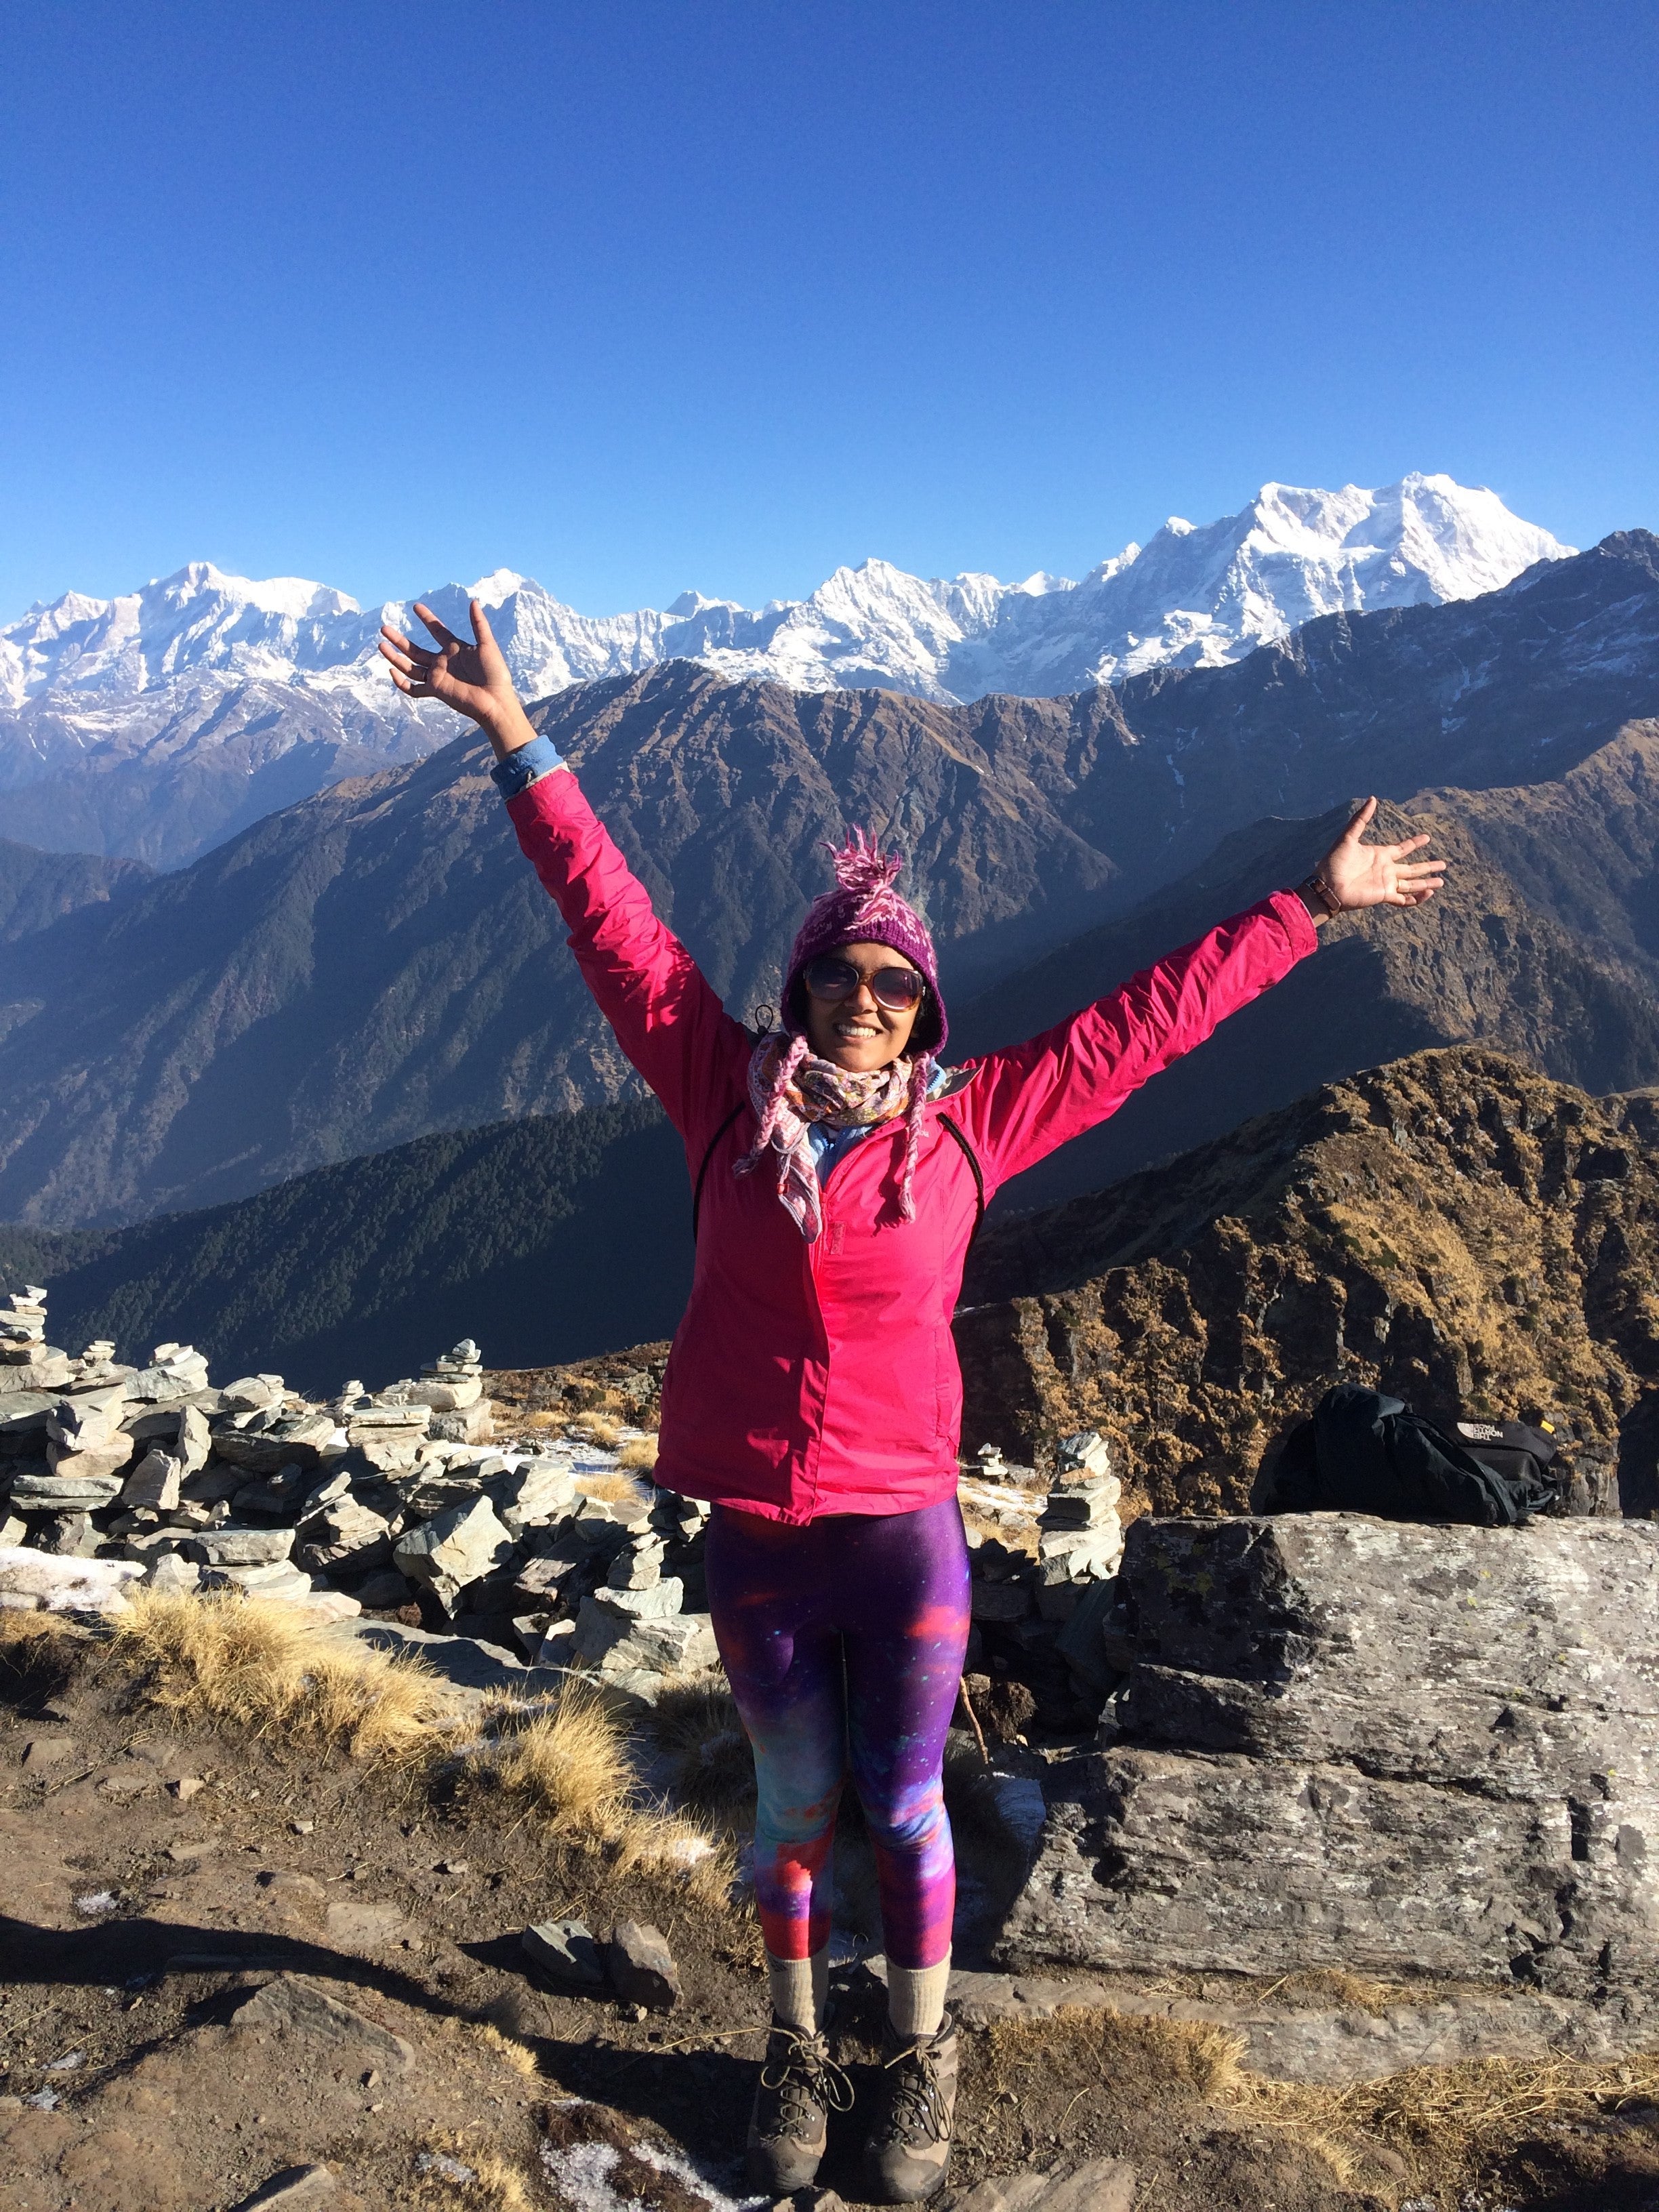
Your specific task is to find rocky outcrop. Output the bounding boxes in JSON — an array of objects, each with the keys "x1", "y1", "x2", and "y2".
[
  {"x1": 1000, "y1": 1512, "x2": 1659, "y2": 2009},
  {"x1": 958, "y1": 1046, "x2": 1650, "y2": 1515}
]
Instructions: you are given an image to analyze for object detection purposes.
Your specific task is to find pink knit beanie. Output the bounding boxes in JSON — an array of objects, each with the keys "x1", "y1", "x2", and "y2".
[{"x1": 781, "y1": 829, "x2": 947, "y2": 1054}]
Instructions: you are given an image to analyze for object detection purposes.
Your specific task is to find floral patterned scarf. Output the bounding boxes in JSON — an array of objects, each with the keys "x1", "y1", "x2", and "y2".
[{"x1": 734, "y1": 1031, "x2": 937, "y2": 1240}]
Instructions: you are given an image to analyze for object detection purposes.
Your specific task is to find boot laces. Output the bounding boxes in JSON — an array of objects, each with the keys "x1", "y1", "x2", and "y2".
[
  {"x1": 758, "y1": 2025, "x2": 853, "y2": 2135},
  {"x1": 876, "y1": 2034, "x2": 951, "y2": 2146}
]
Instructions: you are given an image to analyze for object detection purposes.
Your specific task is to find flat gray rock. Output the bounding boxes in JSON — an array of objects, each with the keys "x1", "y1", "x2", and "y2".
[
  {"x1": 229, "y1": 2164, "x2": 337, "y2": 2210},
  {"x1": 945, "y1": 2160, "x2": 1136, "y2": 2212},
  {"x1": 524, "y1": 1917, "x2": 607, "y2": 1988},
  {"x1": 998, "y1": 1515, "x2": 1659, "y2": 2005},
  {"x1": 8, "y1": 1471, "x2": 125, "y2": 1508},
  {"x1": 188, "y1": 1524, "x2": 295, "y2": 1567},
  {"x1": 323, "y1": 1616, "x2": 570, "y2": 1702},
  {"x1": 230, "y1": 1973, "x2": 414, "y2": 2072}
]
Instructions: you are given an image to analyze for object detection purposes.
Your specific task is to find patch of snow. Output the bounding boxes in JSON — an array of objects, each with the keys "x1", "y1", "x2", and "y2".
[
  {"x1": 663, "y1": 1835, "x2": 714, "y2": 1866},
  {"x1": 416, "y1": 2151, "x2": 476, "y2": 2183},
  {"x1": 74, "y1": 1891, "x2": 119, "y2": 1916},
  {"x1": 0, "y1": 1548, "x2": 144, "y2": 1615},
  {"x1": 540, "y1": 2130, "x2": 766, "y2": 2212}
]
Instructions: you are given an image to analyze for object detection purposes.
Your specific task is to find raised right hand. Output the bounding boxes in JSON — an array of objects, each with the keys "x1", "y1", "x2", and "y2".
[{"x1": 377, "y1": 598, "x2": 536, "y2": 754}]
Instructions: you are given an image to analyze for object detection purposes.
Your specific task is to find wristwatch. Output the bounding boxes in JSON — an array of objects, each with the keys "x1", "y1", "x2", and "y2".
[{"x1": 1297, "y1": 872, "x2": 1343, "y2": 921}]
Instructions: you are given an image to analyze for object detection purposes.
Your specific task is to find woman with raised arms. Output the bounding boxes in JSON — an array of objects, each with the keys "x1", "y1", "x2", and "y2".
[{"x1": 380, "y1": 599, "x2": 1444, "y2": 2201}]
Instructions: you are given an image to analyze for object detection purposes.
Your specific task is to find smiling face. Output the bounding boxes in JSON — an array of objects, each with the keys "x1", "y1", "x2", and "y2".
[{"x1": 802, "y1": 940, "x2": 924, "y2": 1073}]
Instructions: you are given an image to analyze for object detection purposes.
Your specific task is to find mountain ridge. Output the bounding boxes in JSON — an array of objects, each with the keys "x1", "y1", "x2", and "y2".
[
  {"x1": 6, "y1": 474, "x2": 1562, "y2": 710},
  {"x1": 955, "y1": 1046, "x2": 1659, "y2": 1515},
  {"x1": 0, "y1": 1094, "x2": 690, "y2": 1395},
  {"x1": 3, "y1": 533, "x2": 1656, "y2": 1233},
  {"x1": 12, "y1": 1045, "x2": 1659, "y2": 1510},
  {"x1": 1, "y1": 474, "x2": 1570, "y2": 866}
]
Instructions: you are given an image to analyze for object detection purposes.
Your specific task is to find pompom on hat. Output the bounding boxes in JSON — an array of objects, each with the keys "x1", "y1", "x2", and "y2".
[{"x1": 781, "y1": 827, "x2": 947, "y2": 1054}]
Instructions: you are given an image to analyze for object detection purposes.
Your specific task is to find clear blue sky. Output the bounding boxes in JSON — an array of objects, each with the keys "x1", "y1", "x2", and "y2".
[{"x1": 2, "y1": 1, "x2": 1654, "y2": 621}]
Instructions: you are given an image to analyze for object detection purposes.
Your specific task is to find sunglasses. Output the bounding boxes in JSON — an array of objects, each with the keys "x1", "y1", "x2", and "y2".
[{"x1": 801, "y1": 955, "x2": 928, "y2": 1012}]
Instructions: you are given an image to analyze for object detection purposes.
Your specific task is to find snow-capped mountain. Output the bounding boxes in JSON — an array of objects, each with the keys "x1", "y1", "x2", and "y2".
[
  {"x1": 0, "y1": 474, "x2": 1571, "y2": 867},
  {"x1": 5, "y1": 473, "x2": 1568, "y2": 712}
]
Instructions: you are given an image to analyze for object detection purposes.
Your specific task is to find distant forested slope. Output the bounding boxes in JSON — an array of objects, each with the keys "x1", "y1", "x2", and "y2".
[{"x1": 0, "y1": 1096, "x2": 692, "y2": 1393}]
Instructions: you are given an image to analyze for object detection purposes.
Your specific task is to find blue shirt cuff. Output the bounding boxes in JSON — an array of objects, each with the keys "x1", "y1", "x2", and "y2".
[{"x1": 490, "y1": 733, "x2": 565, "y2": 799}]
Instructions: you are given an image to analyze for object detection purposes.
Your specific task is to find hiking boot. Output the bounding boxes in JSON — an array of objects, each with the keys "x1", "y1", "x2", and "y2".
[
  {"x1": 745, "y1": 2015, "x2": 853, "y2": 2194},
  {"x1": 863, "y1": 2011, "x2": 959, "y2": 2202}
]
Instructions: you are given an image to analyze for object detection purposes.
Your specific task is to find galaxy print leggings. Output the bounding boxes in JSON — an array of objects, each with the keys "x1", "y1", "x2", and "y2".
[{"x1": 703, "y1": 1496, "x2": 972, "y2": 1970}]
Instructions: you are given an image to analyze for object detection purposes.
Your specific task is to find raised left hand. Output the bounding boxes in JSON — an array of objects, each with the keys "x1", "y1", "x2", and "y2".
[
  {"x1": 1317, "y1": 796, "x2": 1447, "y2": 914},
  {"x1": 377, "y1": 598, "x2": 537, "y2": 758}
]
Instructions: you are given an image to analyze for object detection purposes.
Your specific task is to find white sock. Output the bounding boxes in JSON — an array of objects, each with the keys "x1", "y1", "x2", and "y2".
[
  {"x1": 766, "y1": 1945, "x2": 830, "y2": 2032},
  {"x1": 887, "y1": 1953, "x2": 951, "y2": 2039}
]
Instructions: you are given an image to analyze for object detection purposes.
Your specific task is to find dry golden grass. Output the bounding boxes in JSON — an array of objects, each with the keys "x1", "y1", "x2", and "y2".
[
  {"x1": 489, "y1": 1683, "x2": 734, "y2": 1908},
  {"x1": 647, "y1": 1677, "x2": 755, "y2": 1812},
  {"x1": 18, "y1": 1589, "x2": 733, "y2": 1910},
  {"x1": 988, "y1": 2002, "x2": 1659, "y2": 2205},
  {"x1": 983, "y1": 2007, "x2": 1362, "y2": 2190},
  {"x1": 610, "y1": 1805, "x2": 733, "y2": 1902},
  {"x1": 415, "y1": 2137, "x2": 537, "y2": 2211},
  {"x1": 573, "y1": 1467, "x2": 651, "y2": 1508},
  {"x1": 477, "y1": 2028, "x2": 539, "y2": 2080},
  {"x1": 571, "y1": 1412, "x2": 622, "y2": 1448},
  {"x1": 1257, "y1": 1967, "x2": 1406, "y2": 2014},
  {"x1": 1229, "y1": 2049, "x2": 1659, "y2": 2203},
  {"x1": 986, "y1": 2005, "x2": 1246, "y2": 2097},
  {"x1": 615, "y1": 1434, "x2": 659, "y2": 1472},
  {"x1": 0, "y1": 1608, "x2": 79, "y2": 1652},
  {"x1": 492, "y1": 1686, "x2": 636, "y2": 1836},
  {"x1": 108, "y1": 1589, "x2": 463, "y2": 1759},
  {"x1": 446, "y1": 2017, "x2": 541, "y2": 2081}
]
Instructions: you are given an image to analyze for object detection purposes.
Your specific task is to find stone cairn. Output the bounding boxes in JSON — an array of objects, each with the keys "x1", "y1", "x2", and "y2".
[
  {"x1": 0, "y1": 1286, "x2": 70, "y2": 1392},
  {"x1": 0, "y1": 1297, "x2": 714, "y2": 1702},
  {"x1": 961, "y1": 1431, "x2": 1126, "y2": 1720}
]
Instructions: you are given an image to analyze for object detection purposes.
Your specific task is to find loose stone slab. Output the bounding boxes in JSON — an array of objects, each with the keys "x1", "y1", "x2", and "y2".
[
  {"x1": 188, "y1": 1525, "x2": 296, "y2": 1568},
  {"x1": 230, "y1": 2167, "x2": 337, "y2": 2212},
  {"x1": 122, "y1": 1449, "x2": 182, "y2": 1511},
  {"x1": 230, "y1": 1973, "x2": 414, "y2": 2071},
  {"x1": 524, "y1": 1917, "x2": 608, "y2": 1988},
  {"x1": 9, "y1": 1469, "x2": 125, "y2": 1509},
  {"x1": 392, "y1": 1495, "x2": 514, "y2": 1607}
]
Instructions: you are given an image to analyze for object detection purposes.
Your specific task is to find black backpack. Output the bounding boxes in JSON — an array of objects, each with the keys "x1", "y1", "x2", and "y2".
[{"x1": 1260, "y1": 1383, "x2": 1564, "y2": 1527}]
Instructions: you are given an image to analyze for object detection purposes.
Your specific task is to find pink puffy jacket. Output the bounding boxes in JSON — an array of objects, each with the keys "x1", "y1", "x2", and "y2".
[{"x1": 508, "y1": 769, "x2": 1317, "y2": 1523}]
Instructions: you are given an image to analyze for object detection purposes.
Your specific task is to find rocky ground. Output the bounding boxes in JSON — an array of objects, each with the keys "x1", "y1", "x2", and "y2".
[
  {"x1": 6, "y1": 1607, "x2": 1659, "y2": 2212},
  {"x1": 12, "y1": 1056, "x2": 1659, "y2": 2211}
]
